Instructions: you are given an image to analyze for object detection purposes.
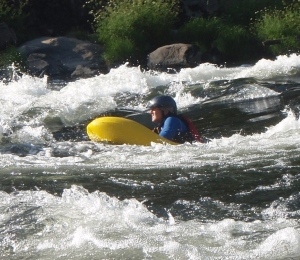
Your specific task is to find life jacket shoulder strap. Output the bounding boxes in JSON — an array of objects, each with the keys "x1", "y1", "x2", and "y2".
[{"x1": 178, "y1": 115, "x2": 203, "y2": 143}]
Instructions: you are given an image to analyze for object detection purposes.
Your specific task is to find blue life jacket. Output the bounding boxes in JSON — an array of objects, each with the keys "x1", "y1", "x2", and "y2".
[{"x1": 154, "y1": 116, "x2": 194, "y2": 143}]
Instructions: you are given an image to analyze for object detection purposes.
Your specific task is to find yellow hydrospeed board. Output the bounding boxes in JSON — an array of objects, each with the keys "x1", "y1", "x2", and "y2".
[{"x1": 86, "y1": 116, "x2": 176, "y2": 146}]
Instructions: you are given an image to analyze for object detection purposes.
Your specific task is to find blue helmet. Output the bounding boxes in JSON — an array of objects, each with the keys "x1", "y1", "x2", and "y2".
[{"x1": 146, "y1": 95, "x2": 177, "y2": 114}]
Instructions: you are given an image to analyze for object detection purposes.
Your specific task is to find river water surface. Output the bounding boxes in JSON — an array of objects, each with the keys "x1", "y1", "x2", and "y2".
[{"x1": 1, "y1": 54, "x2": 300, "y2": 259}]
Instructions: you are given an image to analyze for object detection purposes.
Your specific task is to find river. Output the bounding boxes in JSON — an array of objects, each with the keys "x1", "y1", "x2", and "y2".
[{"x1": 1, "y1": 54, "x2": 300, "y2": 259}]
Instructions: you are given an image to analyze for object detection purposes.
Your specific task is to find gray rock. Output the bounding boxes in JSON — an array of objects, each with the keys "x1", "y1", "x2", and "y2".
[
  {"x1": 147, "y1": 43, "x2": 203, "y2": 71},
  {"x1": 27, "y1": 53, "x2": 49, "y2": 76},
  {"x1": 71, "y1": 65, "x2": 95, "y2": 79},
  {"x1": 18, "y1": 36, "x2": 108, "y2": 78}
]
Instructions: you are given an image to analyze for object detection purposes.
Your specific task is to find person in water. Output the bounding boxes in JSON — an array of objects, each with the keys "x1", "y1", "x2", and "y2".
[{"x1": 146, "y1": 95, "x2": 202, "y2": 143}]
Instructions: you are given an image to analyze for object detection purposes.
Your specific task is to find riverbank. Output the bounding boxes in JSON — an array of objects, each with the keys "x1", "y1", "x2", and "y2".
[{"x1": 1, "y1": 0, "x2": 299, "y2": 80}]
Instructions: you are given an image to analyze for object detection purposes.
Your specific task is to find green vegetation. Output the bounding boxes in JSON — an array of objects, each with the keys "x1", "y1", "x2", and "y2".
[
  {"x1": 220, "y1": 0, "x2": 286, "y2": 27},
  {"x1": 1, "y1": 0, "x2": 91, "y2": 44},
  {"x1": 0, "y1": 46, "x2": 25, "y2": 68},
  {"x1": 95, "y1": 0, "x2": 179, "y2": 65},
  {"x1": 178, "y1": 17, "x2": 221, "y2": 50},
  {"x1": 0, "y1": 0, "x2": 299, "y2": 68},
  {"x1": 254, "y1": 0, "x2": 300, "y2": 55},
  {"x1": 215, "y1": 24, "x2": 256, "y2": 62},
  {"x1": 0, "y1": 1, "x2": 28, "y2": 25},
  {"x1": 0, "y1": 0, "x2": 30, "y2": 44},
  {"x1": 178, "y1": 17, "x2": 256, "y2": 62},
  {"x1": 91, "y1": 0, "x2": 299, "y2": 65}
]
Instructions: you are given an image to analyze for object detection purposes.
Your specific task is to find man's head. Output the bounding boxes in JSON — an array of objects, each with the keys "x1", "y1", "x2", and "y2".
[{"x1": 147, "y1": 95, "x2": 177, "y2": 123}]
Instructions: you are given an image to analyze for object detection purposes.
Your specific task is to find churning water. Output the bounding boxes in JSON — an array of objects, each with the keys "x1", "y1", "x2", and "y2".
[{"x1": 1, "y1": 54, "x2": 300, "y2": 259}]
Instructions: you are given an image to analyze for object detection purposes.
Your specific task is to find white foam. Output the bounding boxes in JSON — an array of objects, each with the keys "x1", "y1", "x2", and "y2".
[
  {"x1": 234, "y1": 53, "x2": 300, "y2": 80},
  {"x1": 1, "y1": 54, "x2": 299, "y2": 134},
  {"x1": 1, "y1": 186, "x2": 300, "y2": 259},
  {"x1": 255, "y1": 227, "x2": 300, "y2": 258}
]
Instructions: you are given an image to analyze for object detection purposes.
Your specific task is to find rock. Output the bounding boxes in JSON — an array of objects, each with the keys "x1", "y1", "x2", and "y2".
[
  {"x1": 147, "y1": 43, "x2": 203, "y2": 71},
  {"x1": 71, "y1": 65, "x2": 96, "y2": 79},
  {"x1": 27, "y1": 53, "x2": 49, "y2": 76},
  {"x1": 18, "y1": 36, "x2": 108, "y2": 79},
  {"x1": 0, "y1": 22, "x2": 17, "y2": 50}
]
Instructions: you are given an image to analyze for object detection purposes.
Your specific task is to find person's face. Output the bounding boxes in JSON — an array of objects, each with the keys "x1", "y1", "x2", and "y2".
[{"x1": 150, "y1": 107, "x2": 163, "y2": 123}]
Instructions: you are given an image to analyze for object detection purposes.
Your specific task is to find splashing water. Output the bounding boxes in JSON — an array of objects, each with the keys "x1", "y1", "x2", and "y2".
[{"x1": 1, "y1": 54, "x2": 300, "y2": 259}]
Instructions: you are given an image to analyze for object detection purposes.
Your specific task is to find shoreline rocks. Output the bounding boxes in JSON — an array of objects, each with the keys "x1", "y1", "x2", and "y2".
[
  {"x1": 17, "y1": 37, "x2": 223, "y2": 79},
  {"x1": 18, "y1": 36, "x2": 108, "y2": 79}
]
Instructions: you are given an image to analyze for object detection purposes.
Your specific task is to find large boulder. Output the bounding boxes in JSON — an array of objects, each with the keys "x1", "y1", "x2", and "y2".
[
  {"x1": 18, "y1": 37, "x2": 108, "y2": 79},
  {"x1": 0, "y1": 23, "x2": 17, "y2": 50},
  {"x1": 147, "y1": 43, "x2": 203, "y2": 71}
]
